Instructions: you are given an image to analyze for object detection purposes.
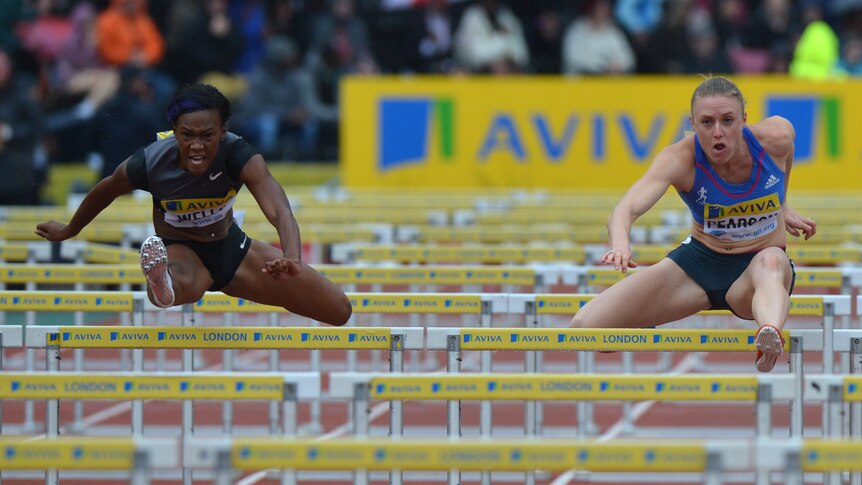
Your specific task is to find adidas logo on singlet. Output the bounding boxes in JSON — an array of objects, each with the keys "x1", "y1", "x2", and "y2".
[{"x1": 764, "y1": 174, "x2": 780, "y2": 190}]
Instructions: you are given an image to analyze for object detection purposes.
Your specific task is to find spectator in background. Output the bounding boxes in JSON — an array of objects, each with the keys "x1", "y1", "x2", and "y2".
[
  {"x1": 837, "y1": 36, "x2": 862, "y2": 75},
  {"x1": 266, "y1": 0, "x2": 312, "y2": 56},
  {"x1": 453, "y1": 0, "x2": 529, "y2": 74},
  {"x1": 562, "y1": 0, "x2": 635, "y2": 75},
  {"x1": 228, "y1": 0, "x2": 267, "y2": 74},
  {"x1": 96, "y1": 0, "x2": 164, "y2": 70},
  {"x1": 681, "y1": 8, "x2": 733, "y2": 75},
  {"x1": 87, "y1": 65, "x2": 165, "y2": 179},
  {"x1": 642, "y1": 0, "x2": 691, "y2": 73},
  {"x1": 0, "y1": 48, "x2": 45, "y2": 205},
  {"x1": 789, "y1": 9, "x2": 840, "y2": 79},
  {"x1": 52, "y1": 2, "x2": 118, "y2": 122},
  {"x1": 16, "y1": 0, "x2": 71, "y2": 85},
  {"x1": 614, "y1": 0, "x2": 663, "y2": 72},
  {"x1": 418, "y1": 0, "x2": 455, "y2": 73},
  {"x1": 96, "y1": 0, "x2": 174, "y2": 108},
  {"x1": 162, "y1": 0, "x2": 245, "y2": 99},
  {"x1": 742, "y1": 0, "x2": 800, "y2": 66},
  {"x1": 235, "y1": 36, "x2": 337, "y2": 161},
  {"x1": 526, "y1": 6, "x2": 563, "y2": 74},
  {"x1": 307, "y1": 0, "x2": 377, "y2": 75}
]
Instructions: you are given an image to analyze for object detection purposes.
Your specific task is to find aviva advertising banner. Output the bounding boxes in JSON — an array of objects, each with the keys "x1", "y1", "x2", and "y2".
[{"x1": 342, "y1": 76, "x2": 856, "y2": 189}]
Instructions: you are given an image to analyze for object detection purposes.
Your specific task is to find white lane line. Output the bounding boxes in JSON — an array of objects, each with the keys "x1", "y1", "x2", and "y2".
[{"x1": 548, "y1": 352, "x2": 704, "y2": 485}]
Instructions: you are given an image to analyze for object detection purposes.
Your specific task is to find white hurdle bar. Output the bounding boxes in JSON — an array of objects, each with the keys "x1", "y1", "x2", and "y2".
[
  {"x1": 330, "y1": 372, "x2": 796, "y2": 485},
  {"x1": 6, "y1": 435, "x2": 862, "y2": 485}
]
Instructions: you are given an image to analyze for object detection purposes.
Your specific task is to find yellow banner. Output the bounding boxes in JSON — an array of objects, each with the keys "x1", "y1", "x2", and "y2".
[
  {"x1": 0, "y1": 438, "x2": 135, "y2": 469},
  {"x1": 232, "y1": 438, "x2": 705, "y2": 472},
  {"x1": 0, "y1": 265, "x2": 142, "y2": 284},
  {"x1": 369, "y1": 374, "x2": 757, "y2": 401},
  {"x1": 794, "y1": 270, "x2": 845, "y2": 289},
  {"x1": 320, "y1": 266, "x2": 535, "y2": 285},
  {"x1": 459, "y1": 329, "x2": 784, "y2": 352},
  {"x1": 343, "y1": 77, "x2": 862, "y2": 189},
  {"x1": 0, "y1": 374, "x2": 284, "y2": 400},
  {"x1": 49, "y1": 327, "x2": 392, "y2": 350},
  {"x1": 788, "y1": 246, "x2": 861, "y2": 264},
  {"x1": 83, "y1": 244, "x2": 140, "y2": 264},
  {"x1": 802, "y1": 441, "x2": 862, "y2": 471},
  {"x1": 195, "y1": 294, "x2": 284, "y2": 313},
  {"x1": 350, "y1": 294, "x2": 483, "y2": 314},
  {"x1": 0, "y1": 291, "x2": 134, "y2": 311},
  {"x1": 535, "y1": 295, "x2": 594, "y2": 314},
  {"x1": 351, "y1": 246, "x2": 584, "y2": 264},
  {"x1": 0, "y1": 243, "x2": 29, "y2": 261}
]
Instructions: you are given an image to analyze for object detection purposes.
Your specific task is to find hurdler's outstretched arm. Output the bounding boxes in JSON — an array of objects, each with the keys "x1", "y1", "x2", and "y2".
[{"x1": 35, "y1": 160, "x2": 135, "y2": 241}]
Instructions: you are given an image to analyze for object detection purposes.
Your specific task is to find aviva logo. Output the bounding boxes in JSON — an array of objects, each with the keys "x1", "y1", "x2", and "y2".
[
  {"x1": 379, "y1": 97, "x2": 454, "y2": 170},
  {"x1": 766, "y1": 96, "x2": 840, "y2": 162}
]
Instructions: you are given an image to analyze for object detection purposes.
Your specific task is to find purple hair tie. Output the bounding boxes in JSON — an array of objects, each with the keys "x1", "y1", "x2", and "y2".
[{"x1": 166, "y1": 99, "x2": 209, "y2": 123}]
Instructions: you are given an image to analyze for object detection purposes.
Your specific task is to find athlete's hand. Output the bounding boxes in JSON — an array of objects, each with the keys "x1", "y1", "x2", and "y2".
[
  {"x1": 262, "y1": 258, "x2": 302, "y2": 280},
  {"x1": 34, "y1": 221, "x2": 76, "y2": 242},
  {"x1": 783, "y1": 206, "x2": 816, "y2": 240},
  {"x1": 601, "y1": 247, "x2": 638, "y2": 273}
]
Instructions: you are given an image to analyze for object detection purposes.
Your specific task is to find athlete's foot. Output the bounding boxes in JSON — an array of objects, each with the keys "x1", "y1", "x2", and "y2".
[
  {"x1": 140, "y1": 236, "x2": 174, "y2": 308},
  {"x1": 754, "y1": 325, "x2": 784, "y2": 372}
]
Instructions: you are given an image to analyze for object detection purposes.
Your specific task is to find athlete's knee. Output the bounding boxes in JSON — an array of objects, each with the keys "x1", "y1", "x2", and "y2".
[
  {"x1": 570, "y1": 309, "x2": 599, "y2": 329},
  {"x1": 332, "y1": 294, "x2": 353, "y2": 326},
  {"x1": 752, "y1": 248, "x2": 790, "y2": 275},
  {"x1": 317, "y1": 292, "x2": 353, "y2": 326}
]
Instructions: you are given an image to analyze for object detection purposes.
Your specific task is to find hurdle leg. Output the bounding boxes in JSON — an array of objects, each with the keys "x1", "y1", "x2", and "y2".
[
  {"x1": 821, "y1": 303, "x2": 836, "y2": 444},
  {"x1": 214, "y1": 449, "x2": 233, "y2": 485},
  {"x1": 181, "y1": 304, "x2": 195, "y2": 485},
  {"x1": 281, "y1": 383, "x2": 298, "y2": 485},
  {"x1": 353, "y1": 382, "x2": 370, "y2": 485},
  {"x1": 482, "y1": 301, "x2": 494, "y2": 485},
  {"x1": 783, "y1": 449, "x2": 803, "y2": 485},
  {"x1": 447, "y1": 335, "x2": 462, "y2": 485},
  {"x1": 619, "y1": 351, "x2": 635, "y2": 435},
  {"x1": 72, "y1": 251, "x2": 85, "y2": 432},
  {"x1": 309, "y1": 317, "x2": 323, "y2": 435},
  {"x1": 222, "y1": 313, "x2": 235, "y2": 435},
  {"x1": 789, "y1": 337, "x2": 804, "y2": 437},
  {"x1": 755, "y1": 383, "x2": 773, "y2": 485},
  {"x1": 131, "y1": 298, "x2": 145, "y2": 436},
  {"x1": 389, "y1": 333, "x2": 404, "y2": 485},
  {"x1": 131, "y1": 450, "x2": 152, "y2": 485},
  {"x1": 851, "y1": 337, "x2": 862, "y2": 485},
  {"x1": 826, "y1": 385, "x2": 844, "y2": 485},
  {"x1": 704, "y1": 450, "x2": 724, "y2": 485},
  {"x1": 23, "y1": 302, "x2": 36, "y2": 433},
  {"x1": 269, "y1": 313, "x2": 281, "y2": 435},
  {"x1": 45, "y1": 341, "x2": 60, "y2": 485}
]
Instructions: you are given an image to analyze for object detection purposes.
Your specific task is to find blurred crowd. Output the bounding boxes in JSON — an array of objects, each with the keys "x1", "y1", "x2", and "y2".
[{"x1": 1, "y1": 0, "x2": 860, "y2": 205}]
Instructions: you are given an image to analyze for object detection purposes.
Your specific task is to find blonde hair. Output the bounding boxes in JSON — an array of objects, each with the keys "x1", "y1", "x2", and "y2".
[{"x1": 690, "y1": 76, "x2": 745, "y2": 114}]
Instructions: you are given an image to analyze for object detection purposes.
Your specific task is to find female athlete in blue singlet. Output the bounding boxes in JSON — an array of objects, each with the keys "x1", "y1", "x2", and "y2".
[
  {"x1": 570, "y1": 76, "x2": 816, "y2": 372},
  {"x1": 34, "y1": 84, "x2": 352, "y2": 327}
]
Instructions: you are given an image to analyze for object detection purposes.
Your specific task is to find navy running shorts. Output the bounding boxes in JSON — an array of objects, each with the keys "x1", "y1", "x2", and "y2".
[
  {"x1": 666, "y1": 236, "x2": 795, "y2": 316},
  {"x1": 162, "y1": 222, "x2": 252, "y2": 291}
]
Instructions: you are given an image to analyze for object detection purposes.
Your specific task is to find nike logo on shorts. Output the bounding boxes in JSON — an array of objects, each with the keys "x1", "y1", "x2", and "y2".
[
  {"x1": 209, "y1": 171, "x2": 223, "y2": 181},
  {"x1": 240, "y1": 235, "x2": 248, "y2": 249}
]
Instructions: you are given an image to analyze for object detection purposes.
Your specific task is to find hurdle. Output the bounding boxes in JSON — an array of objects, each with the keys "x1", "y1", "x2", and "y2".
[
  {"x1": 20, "y1": 324, "x2": 421, "y2": 444},
  {"x1": 508, "y1": 293, "x2": 853, "y2": 435},
  {"x1": 330, "y1": 243, "x2": 588, "y2": 266},
  {"x1": 0, "y1": 371, "x2": 311, "y2": 485},
  {"x1": 330, "y1": 371, "x2": 794, "y2": 485},
  {"x1": 0, "y1": 436, "x2": 176, "y2": 485},
  {"x1": 804, "y1": 373, "x2": 862, "y2": 485},
  {"x1": 5, "y1": 435, "x2": 862, "y2": 485}
]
